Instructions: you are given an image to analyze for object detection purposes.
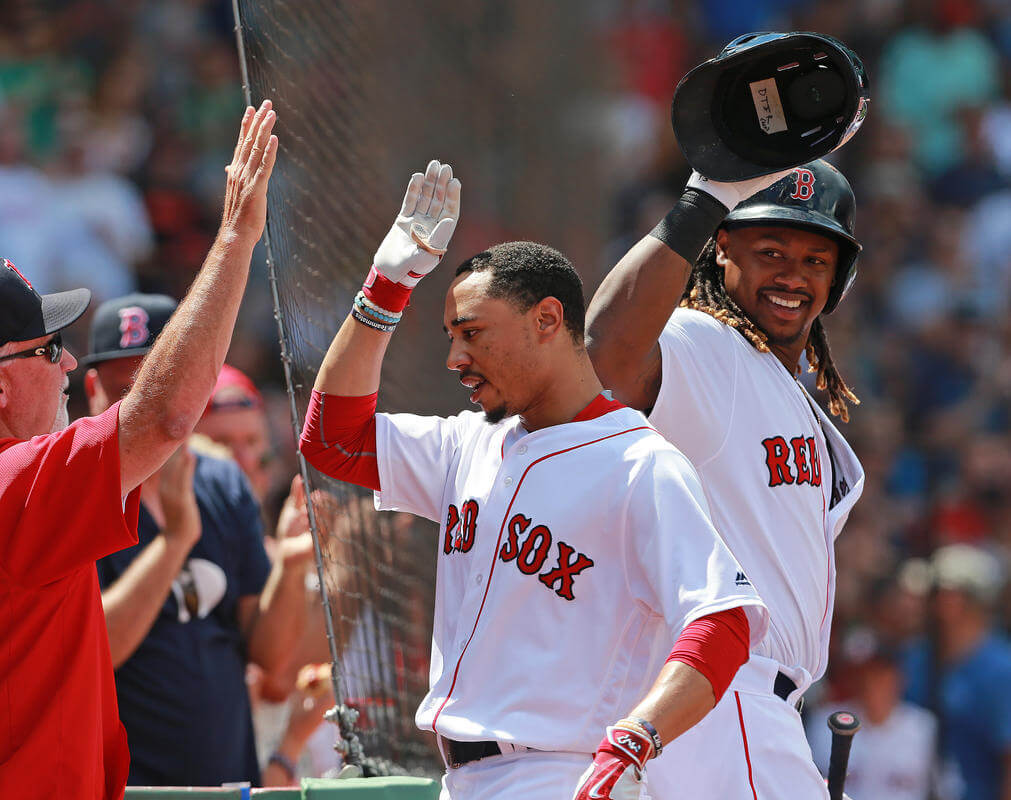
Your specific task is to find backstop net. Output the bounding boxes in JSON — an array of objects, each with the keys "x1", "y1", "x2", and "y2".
[{"x1": 234, "y1": 0, "x2": 610, "y2": 775}]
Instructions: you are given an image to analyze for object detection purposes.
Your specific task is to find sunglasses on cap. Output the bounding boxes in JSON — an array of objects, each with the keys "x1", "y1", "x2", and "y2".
[{"x1": 0, "y1": 333, "x2": 63, "y2": 364}]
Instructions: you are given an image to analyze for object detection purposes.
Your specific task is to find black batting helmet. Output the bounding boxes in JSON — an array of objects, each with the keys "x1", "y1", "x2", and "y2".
[
  {"x1": 721, "y1": 159, "x2": 859, "y2": 314},
  {"x1": 673, "y1": 32, "x2": 869, "y2": 182}
]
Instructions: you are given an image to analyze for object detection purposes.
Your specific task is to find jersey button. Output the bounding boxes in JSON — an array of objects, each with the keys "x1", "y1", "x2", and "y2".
[
  {"x1": 504, "y1": 476, "x2": 513, "y2": 486},
  {"x1": 517, "y1": 445, "x2": 528, "y2": 455},
  {"x1": 475, "y1": 573, "x2": 483, "y2": 585}
]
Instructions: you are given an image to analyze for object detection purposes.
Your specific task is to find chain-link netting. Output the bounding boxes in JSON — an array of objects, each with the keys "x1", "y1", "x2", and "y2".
[{"x1": 233, "y1": 0, "x2": 609, "y2": 776}]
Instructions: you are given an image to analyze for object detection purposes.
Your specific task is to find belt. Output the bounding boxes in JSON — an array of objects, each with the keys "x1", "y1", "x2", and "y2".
[
  {"x1": 441, "y1": 737, "x2": 503, "y2": 769},
  {"x1": 442, "y1": 674, "x2": 802, "y2": 768},
  {"x1": 774, "y1": 671, "x2": 804, "y2": 711}
]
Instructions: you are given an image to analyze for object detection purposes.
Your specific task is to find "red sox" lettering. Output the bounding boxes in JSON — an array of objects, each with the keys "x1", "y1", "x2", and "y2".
[
  {"x1": 762, "y1": 436, "x2": 822, "y2": 487},
  {"x1": 444, "y1": 499, "x2": 479, "y2": 554},
  {"x1": 499, "y1": 513, "x2": 594, "y2": 601}
]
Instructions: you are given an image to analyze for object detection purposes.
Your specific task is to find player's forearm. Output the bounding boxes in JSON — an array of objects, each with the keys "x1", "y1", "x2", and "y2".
[
  {"x1": 585, "y1": 237, "x2": 690, "y2": 408},
  {"x1": 246, "y1": 560, "x2": 307, "y2": 673},
  {"x1": 627, "y1": 607, "x2": 750, "y2": 745},
  {"x1": 628, "y1": 660, "x2": 716, "y2": 745},
  {"x1": 121, "y1": 233, "x2": 255, "y2": 443},
  {"x1": 314, "y1": 313, "x2": 393, "y2": 396},
  {"x1": 102, "y1": 532, "x2": 195, "y2": 668},
  {"x1": 117, "y1": 104, "x2": 276, "y2": 494}
]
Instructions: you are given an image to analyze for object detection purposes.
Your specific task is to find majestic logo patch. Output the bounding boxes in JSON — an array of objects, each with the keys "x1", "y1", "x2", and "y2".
[
  {"x1": 4, "y1": 259, "x2": 32, "y2": 290},
  {"x1": 499, "y1": 513, "x2": 594, "y2": 601},
  {"x1": 444, "y1": 499, "x2": 479, "y2": 555},
  {"x1": 762, "y1": 435, "x2": 822, "y2": 488},
  {"x1": 735, "y1": 571, "x2": 751, "y2": 587},
  {"x1": 789, "y1": 168, "x2": 816, "y2": 201},
  {"x1": 118, "y1": 306, "x2": 151, "y2": 348}
]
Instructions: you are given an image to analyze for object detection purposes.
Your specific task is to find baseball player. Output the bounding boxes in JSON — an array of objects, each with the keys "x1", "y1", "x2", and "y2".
[
  {"x1": 298, "y1": 160, "x2": 769, "y2": 799},
  {"x1": 586, "y1": 158, "x2": 865, "y2": 798}
]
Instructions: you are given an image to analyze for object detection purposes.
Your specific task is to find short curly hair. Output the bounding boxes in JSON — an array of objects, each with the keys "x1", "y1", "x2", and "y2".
[{"x1": 455, "y1": 241, "x2": 585, "y2": 341}]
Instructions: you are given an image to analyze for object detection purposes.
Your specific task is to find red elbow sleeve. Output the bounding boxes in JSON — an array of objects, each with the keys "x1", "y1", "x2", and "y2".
[
  {"x1": 299, "y1": 390, "x2": 381, "y2": 491},
  {"x1": 666, "y1": 607, "x2": 750, "y2": 704}
]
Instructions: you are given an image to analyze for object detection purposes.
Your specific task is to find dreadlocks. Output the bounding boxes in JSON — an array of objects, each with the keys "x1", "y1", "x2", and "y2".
[{"x1": 682, "y1": 238, "x2": 859, "y2": 422}]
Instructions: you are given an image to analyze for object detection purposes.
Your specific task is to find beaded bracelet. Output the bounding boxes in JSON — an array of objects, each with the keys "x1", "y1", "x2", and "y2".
[
  {"x1": 351, "y1": 306, "x2": 397, "y2": 333},
  {"x1": 353, "y1": 295, "x2": 400, "y2": 326},
  {"x1": 355, "y1": 291, "x2": 402, "y2": 324},
  {"x1": 354, "y1": 305, "x2": 399, "y2": 330}
]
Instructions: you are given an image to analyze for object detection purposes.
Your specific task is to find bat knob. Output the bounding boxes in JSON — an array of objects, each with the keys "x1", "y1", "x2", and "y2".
[{"x1": 827, "y1": 710, "x2": 861, "y2": 736}]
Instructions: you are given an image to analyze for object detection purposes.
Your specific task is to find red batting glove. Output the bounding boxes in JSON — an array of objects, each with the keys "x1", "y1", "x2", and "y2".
[{"x1": 572, "y1": 723, "x2": 654, "y2": 800}]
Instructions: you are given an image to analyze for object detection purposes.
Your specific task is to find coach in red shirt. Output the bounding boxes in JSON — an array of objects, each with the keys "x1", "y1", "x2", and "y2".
[{"x1": 0, "y1": 100, "x2": 279, "y2": 800}]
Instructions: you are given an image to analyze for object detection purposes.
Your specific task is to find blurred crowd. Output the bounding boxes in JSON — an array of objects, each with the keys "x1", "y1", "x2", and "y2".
[
  {"x1": 6, "y1": 0, "x2": 1011, "y2": 796},
  {"x1": 597, "y1": 1, "x2": 1011, "y2": 797}
]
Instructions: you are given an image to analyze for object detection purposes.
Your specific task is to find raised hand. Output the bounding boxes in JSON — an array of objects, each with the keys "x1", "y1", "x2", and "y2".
[
  {"x1": 274, "y1": 474, "x2": 316, "y2": 567},
  {"x1": 222, "y1": 99, "x2": 279, "y2": 241},
  {"x1": 158, "y1": 443, "x2": 201, "y2": 549},
  {"x1": 373, "y1": 159, "x2": 462, "y2": 288},
  {"x1": 686, "y1": 166, "x2": 796, "y2": 212}
]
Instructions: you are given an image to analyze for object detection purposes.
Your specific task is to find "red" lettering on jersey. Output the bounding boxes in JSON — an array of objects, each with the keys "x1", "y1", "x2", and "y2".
[
  {"x1": 500, "y1": 513, "x2": 594, "y2": 601},
  {"x1": 444, "y1": 499, "x2": 479, "y2": 554},
  {"x1": 762, "y1": 435, "x2": 822, "y2": 488}
]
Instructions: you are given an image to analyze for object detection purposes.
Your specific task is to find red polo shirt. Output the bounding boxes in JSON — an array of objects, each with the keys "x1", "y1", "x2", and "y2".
[{"x1": 0, "y1": 403, "x2": 139, "y2": 799}]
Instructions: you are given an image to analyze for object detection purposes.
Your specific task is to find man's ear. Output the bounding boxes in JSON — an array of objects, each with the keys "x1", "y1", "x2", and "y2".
[
  {"x1": 0, "y1": 367, "x2": 9, "y2": 410},
  {"x1": 533, "y1": 296, "x2": 564, "y2": 341},
  {"x1": 715, "y1": 229, "x2": 730, "y2": 269},
  {"x1": 83, "y1": 368, "x2": 106, "y2": 416},
  {"x1": 83, "y1": 368, "x2": 99, "y2": 399}
]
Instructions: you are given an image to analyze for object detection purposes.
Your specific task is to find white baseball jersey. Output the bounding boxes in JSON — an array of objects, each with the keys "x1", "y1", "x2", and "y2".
[
  {"x1": 648, "y1": 309, "x2": 864, "y2": 684},
  {"x1": 373, "y1": 397, "x2": 768, "y2": 755}
]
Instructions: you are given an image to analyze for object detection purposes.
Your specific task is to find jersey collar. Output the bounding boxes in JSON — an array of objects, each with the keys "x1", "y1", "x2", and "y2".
[{"x1": 572, "y1": 390, "x2": 625, "y2": 423}]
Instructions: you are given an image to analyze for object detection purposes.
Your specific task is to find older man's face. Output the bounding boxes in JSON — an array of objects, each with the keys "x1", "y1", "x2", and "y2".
[
  {"x1": 195, "y1": 407, "x2": 273, "y2": 500},
  {"x1": 0, "y1": 333, "x2": 78, "y2": 438}
]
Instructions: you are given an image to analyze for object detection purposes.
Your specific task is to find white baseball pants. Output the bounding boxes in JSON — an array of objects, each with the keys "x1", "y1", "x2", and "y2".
[
  {"x1": 646, "y1": 656, "x2": 828, "y2": 799},
  {"x1": 438, "y1": 749, "x2": 651, "y2": 800}
]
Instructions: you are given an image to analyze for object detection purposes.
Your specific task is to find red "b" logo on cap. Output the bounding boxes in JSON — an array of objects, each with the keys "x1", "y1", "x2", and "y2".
[{"x1": 118, "y1": 307, "x2": 150, "y2": 348}]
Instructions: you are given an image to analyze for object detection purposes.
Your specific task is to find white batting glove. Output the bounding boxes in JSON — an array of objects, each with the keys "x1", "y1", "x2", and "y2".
[
  {"x1": 373, "y1": 159, "x2": 462, "y2": 288},
  {"x1": 686, "y1": 167, "x2": 795, "y2": 212}
]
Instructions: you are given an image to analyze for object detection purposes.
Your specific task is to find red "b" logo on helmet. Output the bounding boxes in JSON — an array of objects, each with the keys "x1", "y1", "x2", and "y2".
[
  {"x1": 789, "y1": 168, "x2": 816, "y2": 201},
  {"x1": 118, "y1": 307, "x2": 150, "y2": 348}
]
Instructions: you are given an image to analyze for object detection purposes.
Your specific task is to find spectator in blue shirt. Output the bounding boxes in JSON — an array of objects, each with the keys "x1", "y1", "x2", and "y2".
[
  {"x1": 82, "y1": 293, "x2": 313, "y2": 786},
  {"x1": 904, "y1": 544, "x2": 1011, "y2": 800}
]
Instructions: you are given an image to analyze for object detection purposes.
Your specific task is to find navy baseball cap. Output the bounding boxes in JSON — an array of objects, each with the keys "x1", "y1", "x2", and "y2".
[
  {"x1": 0, "y1": 258, "x2": 91, "y2": 345},
  {"x1": 81, "y1": 293, "x2": 178, "y2": 366}
]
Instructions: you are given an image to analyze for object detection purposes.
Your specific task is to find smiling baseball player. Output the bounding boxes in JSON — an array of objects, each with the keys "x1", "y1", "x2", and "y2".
[
  {"x1": 587, "y1": 158, "x2": 865, "y2": 798},
  {"x1": 299, "y1": 160, "x2": 769, "y2": 799}
]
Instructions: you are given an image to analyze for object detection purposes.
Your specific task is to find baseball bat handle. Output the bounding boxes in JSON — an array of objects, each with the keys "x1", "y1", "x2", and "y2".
[{"x1": 827, "y1": 711, "x2": 860, "y2": 800}]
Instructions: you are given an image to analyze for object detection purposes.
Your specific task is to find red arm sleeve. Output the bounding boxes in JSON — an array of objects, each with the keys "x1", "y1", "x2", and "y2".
[
  {"x1": 298, "y1": 390, "x2": 381, "y2": 491},
  {"x1": 666, "y1": 606, "x2": 750, "y2": 704}
]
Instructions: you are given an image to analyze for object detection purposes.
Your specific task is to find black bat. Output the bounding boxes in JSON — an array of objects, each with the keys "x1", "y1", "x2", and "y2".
[{"x1": 827, "y1": 710, "x2": 861, "y2": 800}]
